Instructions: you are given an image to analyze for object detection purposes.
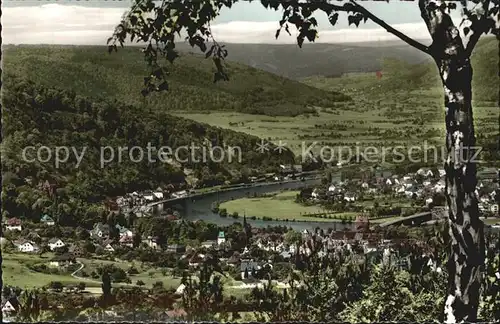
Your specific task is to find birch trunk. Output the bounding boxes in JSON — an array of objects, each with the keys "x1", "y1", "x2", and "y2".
[{"x1": 419, "y1": 1, "x2": 485, "y2": 322}]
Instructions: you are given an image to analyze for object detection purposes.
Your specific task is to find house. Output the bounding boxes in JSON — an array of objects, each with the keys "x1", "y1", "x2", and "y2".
[
  {"x1": 90, "y1": 223, "x2": 110, "y2": 239},
  {"x1": 116, "y1": 224, "x2": 133, "y2": 238},
  {"x1": 438, "y1": 168, "x2": 446, "y2": 177},
  {"x1": 153, "y1": 191, "x2": 164, "y2": 200},
  {"x1": 143, "y1": 192, "x2": 155, "y2": 202},
  {"x1": 280, "y1": 251, "x2": 292, "y2": 260},
  {"x1": 491, "y1": 204, "x2": 499, "y2": 214},
  {"x1": 48, "y1": 238, "x2": 65, "y2": 251},
  {"x1": 417, "y1": 168, "x2": 434, "y2": 178},
  {"x1": 175, "y1": 284, "x2": 186, "y2": 295},
  {"x1": 14, "y1": 239, "x2": 39, "y2": 253},
  {"x1": 40, "y1": 214, "x2": 55, "y2": 226},
  {"x1": 119, "y1": 235, "x2": 134, "y2": 247},
  {"x1": 434, "y1": 180, "x2": 446, "y2": 193},
  {"x1": 217, "y1": 231, "x2": 225, "y2": 245},
  {"x1": 49, "y1": 253, "x2": 76, "y2": 267},
  {"x1": 405, "y1": 187, "x2": 419, "y2": 199},
  {"x1": 240, "y1": 261, "x2": 260, "y2": 279},
  {"x1": 344, "y1": 192, "x2": 357, "y2": 202},
  {"x1": 201, "y1": 240, "x2": 217, "y2": 249},
  {"x1": 171, "y1": 190, "x2": 188, "y2": 199},
  {"x1": 4, "y1": 218, "x2": 22, "y2": 231},
  {"x1": 2, "y1": 297, "x2": 19, "y2": 316},
  {"x1": 293, "y1": 164, "x2": 303, "y2": 173},
  {"x1": 103, "y1": 240, "x2": 115, "y2": 252},
  {"x1": 279, "y1": 164, "x2": 293, "y2": 174},
  {"x1": 328, "y1": 184, "x2": 336, "y2": 192},
  {"x1": 167, "y1": 244, "x2": 186, "y2": 253},
  {"x1": 189, "y1": 254, "x2": 205, "y2": 267},
  {"x1": 143, "y1": 236, "x2": 160, "y2": 250},
  {"x1": 68, "y1": 244, "x2": 84, "y2": 257}
]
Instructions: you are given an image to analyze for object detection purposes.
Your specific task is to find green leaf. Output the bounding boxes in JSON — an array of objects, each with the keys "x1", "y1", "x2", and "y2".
[{"x1": 329, "y1": 13, "x2": 339, "y2": 26}]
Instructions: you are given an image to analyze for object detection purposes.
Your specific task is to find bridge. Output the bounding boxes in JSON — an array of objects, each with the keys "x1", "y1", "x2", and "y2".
[{"x1": 378, "y1": 212, "x2": 433, "y2": 227}]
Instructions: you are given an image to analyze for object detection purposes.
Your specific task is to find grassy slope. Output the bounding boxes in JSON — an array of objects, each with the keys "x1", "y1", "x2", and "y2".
[{"x1": 2, "y1": 45, "x2": 350, "y2": 117}]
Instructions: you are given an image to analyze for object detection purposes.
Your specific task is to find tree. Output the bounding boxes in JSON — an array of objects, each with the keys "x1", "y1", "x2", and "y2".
[
  {"x1": 77, "y1": 282, "x2": 86, "y2": 292},
  {"x1": 101, "y1": 270, "x2": 112, "y2": 297},
  {"x1": 109, "y1": 1, "x2": 498, "y2": 321}
]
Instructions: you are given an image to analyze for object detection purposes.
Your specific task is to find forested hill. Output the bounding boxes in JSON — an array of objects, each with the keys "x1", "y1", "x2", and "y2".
[
  {"x1": 1, "y1": 77, "x2": 295, "y2": 224},
  {"x1": 2, "y1": 45, "x2": 350, "y2": 117}
]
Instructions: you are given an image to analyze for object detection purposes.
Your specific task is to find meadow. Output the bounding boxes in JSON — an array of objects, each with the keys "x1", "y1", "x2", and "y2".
[{"x1": 220, "y1": 190, "x2": 357, "y2": 222}]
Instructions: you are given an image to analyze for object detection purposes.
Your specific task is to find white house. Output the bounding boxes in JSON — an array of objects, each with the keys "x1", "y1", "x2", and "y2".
[
  {"x1": 201, "y1": 240, "x2": 217, "y2": 249},
  {"x1": 438, "y1": 168, "x2": 446, "y2": 177},
  {"x1": 143, "y1": 236, "x2": 160, "y2": 250},
  {"x1": 4, "y1": 218, "x2": 22, "y2": 231},
  {"x1": 153, "y1": 191, "x2": 164, "y2": 200},
  {"x1": 328, "y1": 184, "x2": 336, "y2": 192},
  {"x1": 116, "y1": 225, "x2": 133, "y2": 238},
  {"x1": 425, "y1": 197, "x2": 434, "y2": 206},
  {"x1": 15, "y1": 240, "x2": 38, "y2": 253},
  {"x1": 491, "y1": 204, "x2": 499, "y2": 214},
  {"x1": 171, "y1": 190, "x2": 188, "y2": 198},
  {"x1": 434, "y1": 180, "x2": 446, "y2": 193},
  {"x1": 175, "y1": 284, "x2": 186, "y2": 295},
  {"x1": 2, "y1": 299, "x2": 18, "y2": 315},
  {"x1": 417, "y1": 168, "x2": 434, "y2": 178},
  {"x1": 48, "y1": 238, "x2": 65, "y2": 251},
  {"x1": 311, "y1": 188, "x2": 320, "y2": 199},
  {"x1": 217, "y1": 231, "x2": 226, "y2": 245},
  {"x1": 344, "y1": 193, "x2": 357, "y2": 202},
  {"x1": 104, "y1": 243, "x2": 115, "y2": 252}
]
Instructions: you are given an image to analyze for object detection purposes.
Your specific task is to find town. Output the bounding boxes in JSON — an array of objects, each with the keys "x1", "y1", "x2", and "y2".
[{"x1": 2, "y1": 163, "x2": 499, "y2": 321}]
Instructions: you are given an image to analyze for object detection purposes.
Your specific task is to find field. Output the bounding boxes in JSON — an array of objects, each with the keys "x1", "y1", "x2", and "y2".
[
  {"x1": 171, "y1": 37, "x2": 498, "y2": 162},
  {"x1": 174, "y1": 78, "x2": 497, "y2": 159},
  {"x1": 2, "y1": 252, "x2": 258, "y2": 297},
  {"x1": 2, "y1": 253, "x2": 100, "y2": 289},
  {"x1": 220, "y1": 190, "x2": 357, "y2": 222}
]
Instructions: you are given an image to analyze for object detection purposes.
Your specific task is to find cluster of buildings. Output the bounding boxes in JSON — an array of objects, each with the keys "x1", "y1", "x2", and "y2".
[{"x1": 307, "y1": 167, "x2": 498, "y2": 215}]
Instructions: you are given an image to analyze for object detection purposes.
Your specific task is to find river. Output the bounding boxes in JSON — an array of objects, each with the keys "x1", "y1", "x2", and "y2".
[{"x1": 154, "y1": 176, "x2": 355, "y2": 232}]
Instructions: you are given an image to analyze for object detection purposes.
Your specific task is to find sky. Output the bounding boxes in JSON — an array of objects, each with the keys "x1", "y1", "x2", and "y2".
[{"x1": 2, "y1": 0, "x2": 463, "y2": 45}]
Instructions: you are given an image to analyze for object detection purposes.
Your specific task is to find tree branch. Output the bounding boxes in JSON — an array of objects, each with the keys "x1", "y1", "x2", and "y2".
[
  {"x1": 348, "y1": 0, "x2": 431, "y2": 55},
  {"x1": 464, "y1": 0, "x2": 491, "y2": 57}
]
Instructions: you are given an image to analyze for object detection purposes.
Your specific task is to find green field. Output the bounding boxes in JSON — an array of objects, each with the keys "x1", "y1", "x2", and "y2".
[
  {"x1": 2, "y1": 253, "x2": 99, "y2": 289},
  {"x1": 220, "y1": 190, "x2": 357, "y2": 222}
]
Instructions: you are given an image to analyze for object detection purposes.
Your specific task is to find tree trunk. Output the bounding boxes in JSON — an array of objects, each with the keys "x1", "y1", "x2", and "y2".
[
  {"x1": 437, "y1": 54, "x2": 485, "y2": 323},
  {"x1": 418, "y1": 1, "x2": 485, "y2": 322}
]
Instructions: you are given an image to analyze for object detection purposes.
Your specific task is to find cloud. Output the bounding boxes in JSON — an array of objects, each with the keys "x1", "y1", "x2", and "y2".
[
  {"x1": 3, "y1": 4, "x2": 125, "y2": 45},
  {"x1": 2, "y1": 4, "x2": 439, "y2": 45},
  {"x1": 210, "y1": 21, "x2": 432, "y2": 44}
]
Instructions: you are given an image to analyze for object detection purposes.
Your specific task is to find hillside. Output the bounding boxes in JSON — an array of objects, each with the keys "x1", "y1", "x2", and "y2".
[
  {"x1": 176, "y1": 40, "x2": 432, "y2": 79},
  {"x1": 1, "y1": 77, "x2": 296, "y2": 225},
  {"x1": 303, "y1": 37, "x2": 498, "y2": 103},
  {"x1": 2, "y1": 45, "x2": 350, "y2": 117}
]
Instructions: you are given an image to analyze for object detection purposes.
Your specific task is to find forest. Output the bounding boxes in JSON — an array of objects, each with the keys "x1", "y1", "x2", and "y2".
[
  {"x1": 2, "y1": 45, "x2": 351, "y2": 117},
  {"x1": 1, "y1": 76, "x2": 296, "y2": 224}
]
